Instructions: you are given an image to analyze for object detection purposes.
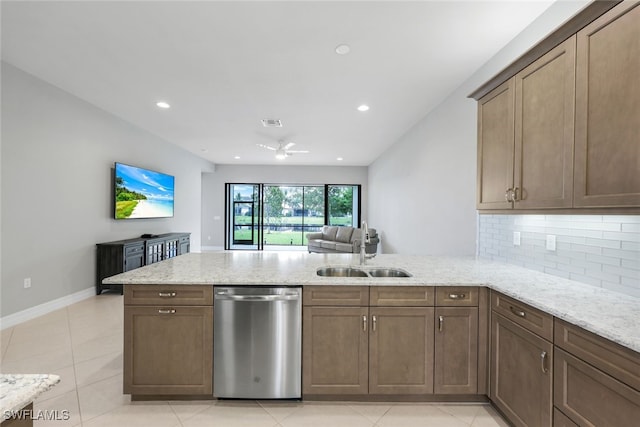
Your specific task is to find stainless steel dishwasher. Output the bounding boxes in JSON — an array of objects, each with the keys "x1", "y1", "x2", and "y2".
[{"x1": 214, "y1": 286, "x2": 302, "y2": 399}]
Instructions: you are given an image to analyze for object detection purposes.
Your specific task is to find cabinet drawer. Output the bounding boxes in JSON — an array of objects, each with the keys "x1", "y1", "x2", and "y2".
[
  {"x1": 124, "y1": 285, "x2": 213, "y2": 306},
  {"x1": 491, "y1": 291, "x2": 553, "y2": 341},
  {"x1": 554, "y1": 319, "x2": 640, "y2": 391},
  {"x1": 554, "y1": 348, "x2": 640, "y2": 426},
  {"x1": 436, "y1": 287, "x2": 479, "y2": 306},
  {"x1": 303, "y1": 286, "x2": 369, "y2": 306},
  {"x1": 124, "y1": 243, "x2": 145, "y2": 256},
  {"x1": 370, "y1": 286, "x2": 434, "y2": 306}
]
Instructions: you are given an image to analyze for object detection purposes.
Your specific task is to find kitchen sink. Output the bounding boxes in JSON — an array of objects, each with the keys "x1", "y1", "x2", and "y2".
[
  {"x1": 367, "y1": 268, "x2": 412, "y2": 278},
  {"x1": 316, "y1": 267, "x2": 368, "y2": 277},
  {"x1": 316, "y1": 267, "x2": 412, "y2": 278}
]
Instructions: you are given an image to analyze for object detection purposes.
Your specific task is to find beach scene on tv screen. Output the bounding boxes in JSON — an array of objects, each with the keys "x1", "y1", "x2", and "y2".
[{"x1": 115, "y1": 164, "x2": 174, "y2": 219}]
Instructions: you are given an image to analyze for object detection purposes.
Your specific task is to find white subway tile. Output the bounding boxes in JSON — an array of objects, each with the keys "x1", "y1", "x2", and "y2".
[
  {"x1": 586, "y1": 253, "x2": 621, "y2": 266},
  {"x1": 601, "y1": 282, "x2": 640, "y2": 298},
  {"x1": 603, "y1": 215, "x2": 640, "y2": 223},
  {"x1": 555, "y1": 263, "x2": 586, "y2": 275},
  {"x1": 603, "y1": 265, "x2": 640, "y2": 280},
  {"x1": 543, "y1": 267, "x2": 571, "y2": 279},
  {"x1": 602, "y1": 248, "x2": 640, "y2": 261},
  {"x1": 569, "y1": 273, "x2": 602, "y2": 287},
  {"x1": 570, "y1": 244, "x2": 603, "y2": 255},
  {"x1": 621, "y1": 242, "x2": 640, "y2": 251},
  {"x1": 621, "y1": 276, "x2": 640, "y2": 289},
  {"x1": 584, "y1": 238, "x2": 621, "y2": 249},
  {"x1": 603, "y1": 231, "x2": 640, "y2": 243},
  {"x1": 621, "y1": 259, "x2": 640, "y2": 271},
  {"x1": 621, "y1": 223, "x2": 640, "y2": 233}
]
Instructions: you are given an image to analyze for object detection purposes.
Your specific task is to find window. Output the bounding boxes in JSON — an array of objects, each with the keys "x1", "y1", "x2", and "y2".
[{"x1": 224, "y1": 183, "x2": 360, "y2": 250}]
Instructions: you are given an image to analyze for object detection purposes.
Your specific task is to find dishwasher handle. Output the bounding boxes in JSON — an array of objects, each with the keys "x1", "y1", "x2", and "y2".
[{"x1": 215, "y1": 292, "x2": 300, "y2": 302}]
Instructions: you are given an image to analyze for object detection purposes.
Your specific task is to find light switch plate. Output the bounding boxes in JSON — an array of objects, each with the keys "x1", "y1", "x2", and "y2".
[
  {"x1": 513, "y1": 231, "x2": 521, "y2": 246},
  {"x1": 546, "y1": 235, "x2": 556, "y2": 251}
]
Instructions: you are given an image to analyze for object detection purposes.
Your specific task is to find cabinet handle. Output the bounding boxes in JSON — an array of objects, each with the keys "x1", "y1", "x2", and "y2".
[
  {"x1": 438, "y1": 315, "x2": 444, "y2": 332},
  {"x1": 158, "y1": 309, "x2": 176, "y2": 314},
  {"x1": 448, "y1": 293, "x2": 466, "y2": 300},
  {"x1": 363, "y1": 315, "x2": 367, "y2": 332},
  {"x1": 505, "y1": 188, "x2": 513, "y2": 202},
  {"x1": 540, "y1": 351, "x2": 548, "y2": 374},
  {"x1": 158, "y1": 292, "x2": 177, "y2": 298},
  {"x1": 372, "y1": 315, "x2": 377, "y2": 332},
  {"x1": 509, "y1": 306, "x2": 526, "y2": 318},
  {"x1": 513, "y1": 187, "x2": 520, "y2": 202}
]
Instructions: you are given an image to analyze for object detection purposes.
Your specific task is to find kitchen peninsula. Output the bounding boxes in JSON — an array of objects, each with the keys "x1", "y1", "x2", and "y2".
[{"x1": 104, "y1": 252, "x2": 640, "y2": 426}]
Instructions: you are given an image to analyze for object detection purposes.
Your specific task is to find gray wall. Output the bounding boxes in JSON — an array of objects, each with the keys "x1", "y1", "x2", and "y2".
[
  {"x1": 201, "y1": 164, "x2": 368, "y2": 248},
  {"x1": 1, "y1": 63, "x2": 215, "y2": 317},
  {"x1": 478, "y1": 215, "x2": 640, "y2": 298},
  {"x1": 368, "y1": 1, "x2": 590, "y2": 256}
]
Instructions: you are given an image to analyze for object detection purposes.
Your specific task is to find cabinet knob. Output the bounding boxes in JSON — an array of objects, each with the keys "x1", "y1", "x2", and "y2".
[
  {"x1": 438, "y1": 315, "x2": 444, "y2": 332},
  {"x1": 158, "y1": 309, "x2": 176, "y2": 315},
  {"x1": 448, "y1": 293, "x2": 466, "y2": 300},
  {"x1": 372, "y1": 315, "x2": 377, "y2": 332}
]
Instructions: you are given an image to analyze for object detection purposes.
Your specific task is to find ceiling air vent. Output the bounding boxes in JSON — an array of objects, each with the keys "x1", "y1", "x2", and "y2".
[{"x1": 261, "y1": 119, "x2": 282, "y2": 127}]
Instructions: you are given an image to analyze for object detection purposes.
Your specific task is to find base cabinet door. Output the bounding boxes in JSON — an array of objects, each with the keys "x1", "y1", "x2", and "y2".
[
  {"x1": 434, "y1": 307, "x2": 478, "y2": 394},
  {"x1": 369, "y1": 307, "x2": 434, "y2": 394},
  {"x1": 554, "y1": 348, "x2": 640, "y2": 426},
  {"x1": 302, "y1": 306, "x2": 369, "y2": 395},
  {"x1": 491, "y1": 313, "x2": 553, "y2": 427},
  {"x1": 124, "y1": 305, "x2": 213, "y2": 395}
]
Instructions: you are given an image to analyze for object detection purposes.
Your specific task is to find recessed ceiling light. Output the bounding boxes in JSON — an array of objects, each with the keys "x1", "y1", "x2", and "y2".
[
  {"x1": 201, "y1": 148, "x2": 208, "y2": 152},
  {"x1": 156, "y1": 101, "x2": 171, "y2": 109},
  {"x1": 234, "y1": 156, "x2": 240, "y2": 160},
  {"x1": 335, "y1": 44, "x2": 350, "y2": 55},
  {"x1": 337, "y1": 157, "x2": 344, "y2": 161},
  {"x1": 357, "y1": 104, "x2": 370, "y2": 112}
]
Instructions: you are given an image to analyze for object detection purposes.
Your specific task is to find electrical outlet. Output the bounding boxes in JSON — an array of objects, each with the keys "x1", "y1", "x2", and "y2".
[
  {"x1": 513, "y1": 231, "x2": 521, "y2": 246},
  {"x1": 546, "y1": 235, "x2": 557, "y2": 251},
  {"x1": 24, "y1": 278, "x2": 31, "y2": 289}
]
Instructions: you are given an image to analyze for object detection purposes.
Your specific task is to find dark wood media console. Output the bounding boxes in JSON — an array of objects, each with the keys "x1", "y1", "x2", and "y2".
[{"x1": 96, "y1": 232, "x2": 190, "y2": 294}]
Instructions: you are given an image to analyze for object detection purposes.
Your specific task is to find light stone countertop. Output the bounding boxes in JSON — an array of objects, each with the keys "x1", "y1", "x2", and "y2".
[
  {"x1": 104, "y1": 252, "x2": 640, "y2": 354},
  {"x1": 1, "y1": 374, "x2": 60, "y2": 420}
]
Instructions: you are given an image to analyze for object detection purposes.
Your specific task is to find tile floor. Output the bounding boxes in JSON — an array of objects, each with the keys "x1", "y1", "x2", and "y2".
[{"x1": 1, "y1": 293, "x2": 509, "y2": 427}]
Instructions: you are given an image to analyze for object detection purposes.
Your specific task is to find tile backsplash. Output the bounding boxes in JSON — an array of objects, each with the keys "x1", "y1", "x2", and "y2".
[{"x1": 478, "y1": 215, "x2": 640, "y2": 298}]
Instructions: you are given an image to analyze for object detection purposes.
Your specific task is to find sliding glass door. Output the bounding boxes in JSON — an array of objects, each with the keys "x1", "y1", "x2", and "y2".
[
  {"x1": 225, "y1": 183, "x2": 360, "y2": 250},
  {"x1": 226, "y1": 184, "x2": 262, "y2": 250}
]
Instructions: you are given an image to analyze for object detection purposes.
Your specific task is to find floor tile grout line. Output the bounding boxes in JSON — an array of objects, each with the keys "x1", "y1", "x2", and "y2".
[
  {"x1": 65, "y1": 304, "x2": 84, "y2": 427},
  {"x1": 0, "y1": 327, "x2": 15, "y2": 361}
]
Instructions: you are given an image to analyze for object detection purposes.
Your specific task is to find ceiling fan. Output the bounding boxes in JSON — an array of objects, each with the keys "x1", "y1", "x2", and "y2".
[{"x1": 257, "y1": 141, "x2": 309, "y2": 160}]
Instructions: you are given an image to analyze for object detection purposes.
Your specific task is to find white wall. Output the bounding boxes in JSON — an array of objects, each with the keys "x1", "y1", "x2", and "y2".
[
  {"x1": 368, "y1": 0, "x2": 590, "y2": 256},
  {"x1": 201, "y1": 164, "x2": 368, "y2": 248},
  {"x1": 1, "y1": 63, "x2": 215, "y2": 317}
]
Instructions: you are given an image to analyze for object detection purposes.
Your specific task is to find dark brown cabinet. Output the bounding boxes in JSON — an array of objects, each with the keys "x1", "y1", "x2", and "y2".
[
  {"x1": 96, "y1": 233, "x2": 190, "y2": 294},
  {"x1": 302, "y1": 305, "x2": 369, "y2": 395},
  {"x1": 513, "y1": 36, "x2": 576, "y2": 209},
  {"x1": 574, "y1": 1, "x2": 640, "y2": 208},
  {"x1": 553, "y1": 319, "x2": 640, "y2": 426},
  {"x1": 434, "y1": 307, "x2": 478, "y2": 394},
  {"x1": 123, "y1": 284, "x2": 213, "y2": 397},
  {"x1": 477, "y1": 36, "x2": 576, "y2": 211},
  {"x1": 476, "y1": 78, "x2": 515, "y2": 210},
  {"x1": 369, "y1": 306, "x2": 434, "y2": 394},
  {"x1": 473, "y1": 0, "x2": 639, "y2": 213},
  {"x1": 302, "y1": 286, "x2": 436, "y2": 397},
  {"x1": 491, "y1": 292, "x2": 553, "y2": 427}
]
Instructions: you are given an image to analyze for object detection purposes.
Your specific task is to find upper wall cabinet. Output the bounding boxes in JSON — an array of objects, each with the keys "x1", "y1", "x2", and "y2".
[
  {"x1": 477, "y1": 79, "x2": 515, "y2": 210},
  {"x1": 477, "y1": 37, "x2": 576, "y2": 210},
  {"x1": 574, "y1": 1, "x2": 640, "y2": 208},
  {"x1": 473, "y1": 0, "x2": 639, "y2": 212},
  {"x1": 514, "y1": 37, "x2": 576, "y2": 209}
]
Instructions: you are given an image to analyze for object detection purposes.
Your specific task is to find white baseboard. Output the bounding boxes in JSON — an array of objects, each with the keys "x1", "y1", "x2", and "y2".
[
  {"x1": 0, "y1": 287, "x2": 96, "y2": 330},
  {"x1": 201, "y1": 246, "x2": 225, "y2": 252}
]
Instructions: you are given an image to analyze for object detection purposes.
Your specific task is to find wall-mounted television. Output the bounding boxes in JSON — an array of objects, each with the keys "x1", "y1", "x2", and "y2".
[{"x1": 114, "y1": 162, "x2": 174, "y2": 219}]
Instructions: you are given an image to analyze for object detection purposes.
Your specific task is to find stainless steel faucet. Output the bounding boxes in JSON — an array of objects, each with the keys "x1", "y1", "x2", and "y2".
[{"x1": 360, "y1": 220, "x2": 376, "y2": 265}]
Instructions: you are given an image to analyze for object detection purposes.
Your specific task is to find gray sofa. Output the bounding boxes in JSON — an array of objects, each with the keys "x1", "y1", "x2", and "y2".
[{"x1": 306, "y1": 225, "x2": 379, "y2": 254}]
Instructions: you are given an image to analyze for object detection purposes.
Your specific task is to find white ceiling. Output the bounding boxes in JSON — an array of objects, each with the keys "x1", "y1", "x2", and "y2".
[{"x1": 1, "y1": 0, "x2": 557, "y2": 166}]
